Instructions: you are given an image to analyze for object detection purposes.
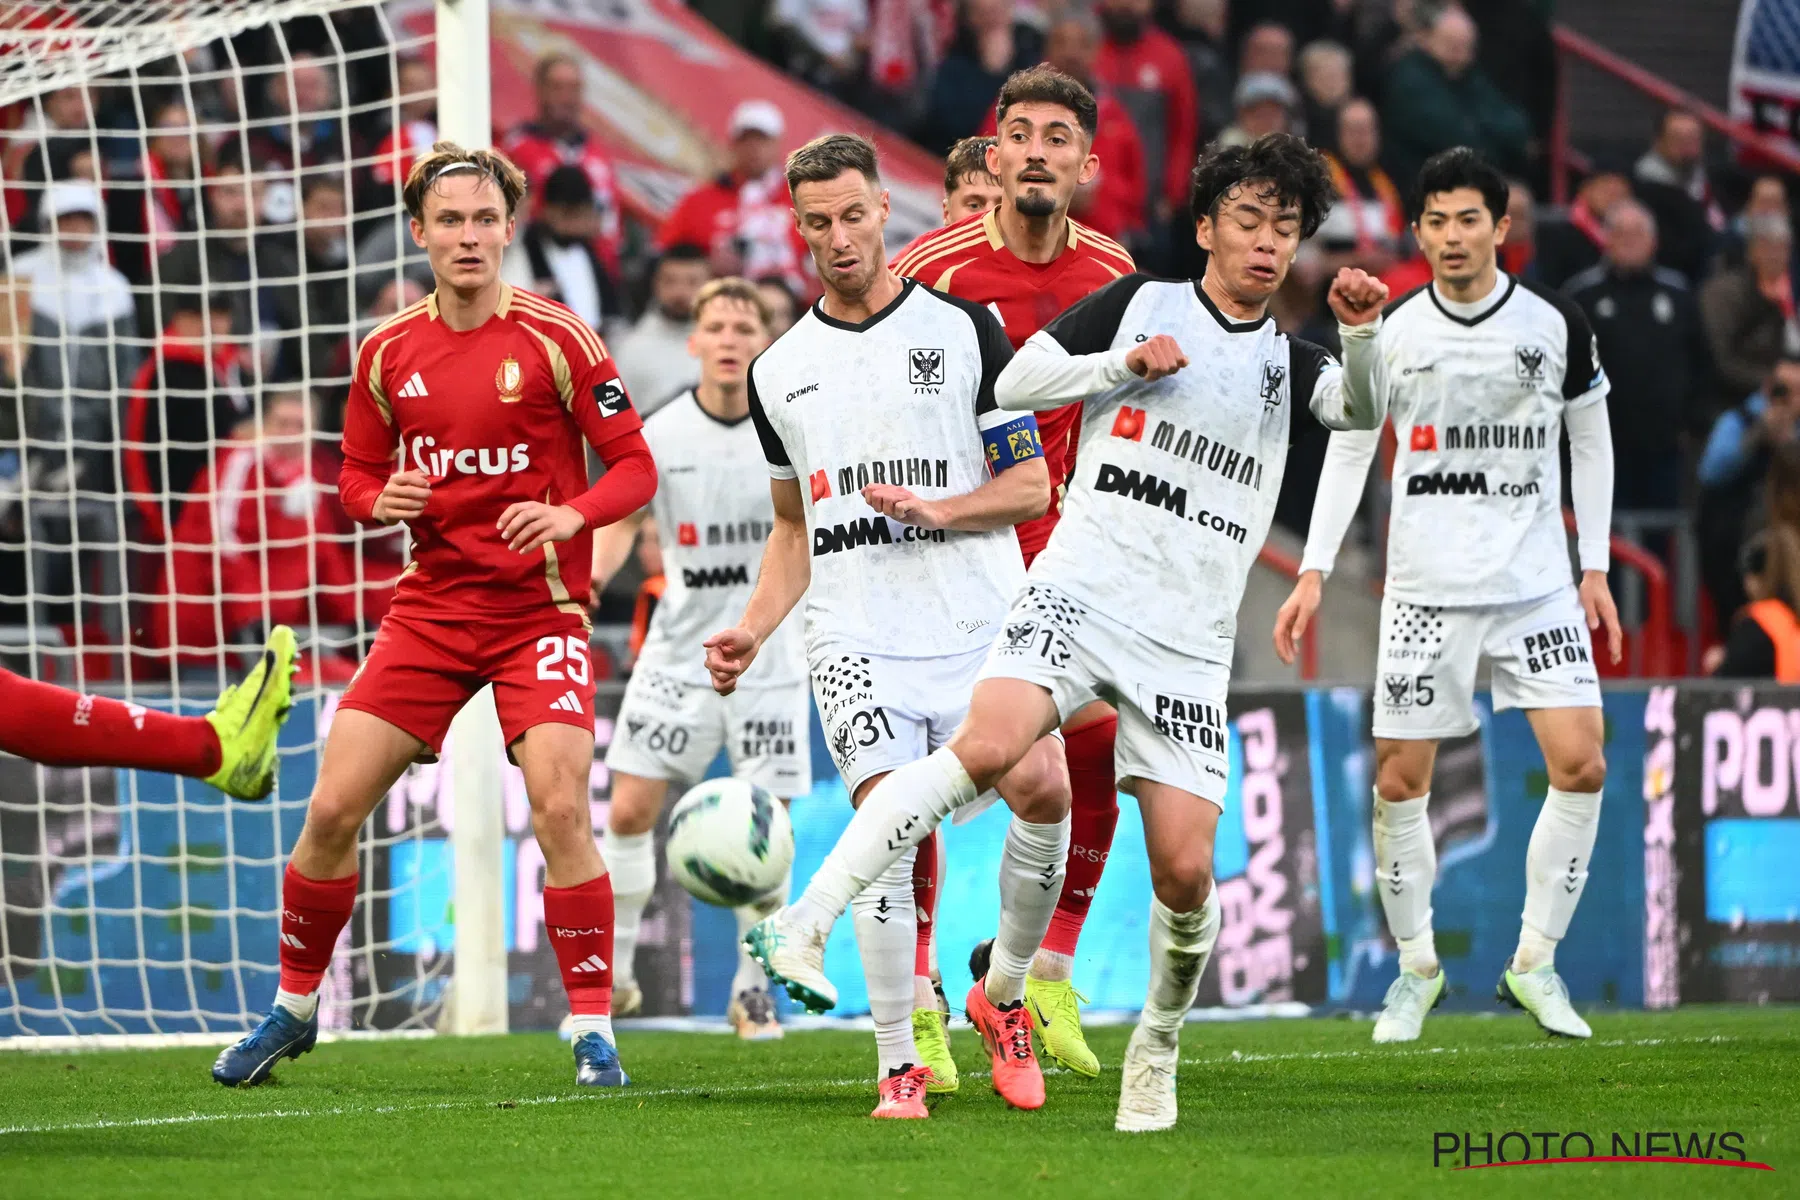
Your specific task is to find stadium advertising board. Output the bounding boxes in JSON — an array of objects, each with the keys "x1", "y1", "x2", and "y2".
[{"x1": 1661, "y1": 683, "x2": 1800, "y2": 1004}]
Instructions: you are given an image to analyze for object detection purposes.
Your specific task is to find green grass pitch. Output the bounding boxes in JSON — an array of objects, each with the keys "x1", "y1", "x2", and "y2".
[{"x1": 1, "y1": 1007, "x2": 1794, "y2": 1199}]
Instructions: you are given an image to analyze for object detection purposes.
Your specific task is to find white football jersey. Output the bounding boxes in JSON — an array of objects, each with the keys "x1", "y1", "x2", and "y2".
[
  {"x1": 1373, "y1": 274, "x2": 1608, "y2": 606},
  {"x1": 1025, "y1": 275, "x2": 1354, "y2": 662},
  {"x1": 638, "y1": 391, "x2": 805, "y2": 686},
  {"x1": 748, "y1": 279, "x2": 1028, "y2": 660}
]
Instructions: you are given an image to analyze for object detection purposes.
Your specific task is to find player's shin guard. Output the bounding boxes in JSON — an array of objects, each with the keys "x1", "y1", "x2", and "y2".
[
  {"x1": 1372, "y1": 791, "x2": 1438, "y2": 975},
  {"x1": 789, "y1": 748, "x2": 975, "y2": 933},
  {"x1": 734, "y1": 876, "x2": 789, "y2": 998},
  {"x1": 0, "y1": 670, "x2": 221, "y2": 777},
  {"x1": 545, "y1": 875, "x2": 616, "y2": 1039},
  {"x1": 1517, "y1": 787, "x2": 1602, "y2": 972},
  {"x1": 1141, "y1": 890, "x2": 1220, "y2": 1036},
  {"x1": 602, "y1": 829, "x2": 655, "y2": 988},
  {"x1": 852, "y1": 846, "x2": 921, "y2": 1075},
  {"x1": 1041, "y1": 715, "x2": 1119, "y2": 967},
  {"x1": 913, "y1": 830, "x2": 942, "y2": 980},
  {"x1": 987, "y1": 815, "x2": 1070, "y2": 1006},
  {"x1": 275, "y1": 865, "x2": 357, "y2": 1017}
]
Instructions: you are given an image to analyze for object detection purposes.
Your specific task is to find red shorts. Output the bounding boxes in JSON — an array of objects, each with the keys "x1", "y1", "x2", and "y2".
[{"x1": 338, "y1": 609, "x2": 596, "y2": 761}]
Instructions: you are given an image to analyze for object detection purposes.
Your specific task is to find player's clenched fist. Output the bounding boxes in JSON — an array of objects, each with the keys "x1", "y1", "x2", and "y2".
[
  {"x1": 703, "y1": 627, "x2": 759, "y2": 696},
  {"x1": 371, "y1": 469, "x2": 431, "y2": 524},
  {"x1": 1327, "y1": 267, "x2": 1389, "y2": 326},
  {"x1": 862, "y1": 483, "x2": 943, "y2": 529},
  {"x1": 1126, "y1": 333, "x2": 1188, "y2": 381},
  {"x1": 497, "y1": 501, "x2": 585, "y2": 554}
]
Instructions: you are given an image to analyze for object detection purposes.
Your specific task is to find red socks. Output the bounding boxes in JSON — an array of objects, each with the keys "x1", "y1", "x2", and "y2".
[
  {"x1": 1042, "y1": 715, "x2": 1120, "y2": 958},
  {"x1": 545, "y1": 874, "x2": 615, "y2": 1015},
  {"x1": 277, "y1": 865, "x2": 358, "y2": 994},
  {"x1": 0, "y1": 668, "x2": 221, "y2": 778},
  {"x1": 912, "y1": 830, "x2": 942, "y2": 977}
]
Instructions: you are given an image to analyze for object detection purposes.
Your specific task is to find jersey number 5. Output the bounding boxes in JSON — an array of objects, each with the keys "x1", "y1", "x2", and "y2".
[{"x1": 536, "y1": 635, "x2": 592, "y2": 685}]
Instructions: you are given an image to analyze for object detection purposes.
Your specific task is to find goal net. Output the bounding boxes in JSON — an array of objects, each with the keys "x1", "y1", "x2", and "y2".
[{"x1": 0, "y1": 0, "x2": 555, "y2": 1043}]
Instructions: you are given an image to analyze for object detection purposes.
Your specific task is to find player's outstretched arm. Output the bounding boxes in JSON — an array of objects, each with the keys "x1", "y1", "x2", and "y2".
[
  {"x1": 706, "y1": 477, "x2": 809, "y2": 696},
  {"x1": 1315, "y1": 268, "x2": 1391, "y2": 431},
  {"x1": 994, "y1": 331, "x2": 1188, "y2": 411},
  {"x1": 590, "y1": 507, "x2": 649, "y2": 595},
  {"x1": 1275, "y1": 427, "x2": 1384, "y2": 665}
]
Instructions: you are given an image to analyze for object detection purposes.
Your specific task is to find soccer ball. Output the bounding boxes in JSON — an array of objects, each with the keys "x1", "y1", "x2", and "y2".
[{"x1": 664, "y1": 778, "x2": 794, "y2": 907}]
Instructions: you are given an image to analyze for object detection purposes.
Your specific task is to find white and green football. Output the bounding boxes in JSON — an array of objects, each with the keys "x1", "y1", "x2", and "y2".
[{"x1": 664, "y1": 778, "x2": 793, "y2": 907}]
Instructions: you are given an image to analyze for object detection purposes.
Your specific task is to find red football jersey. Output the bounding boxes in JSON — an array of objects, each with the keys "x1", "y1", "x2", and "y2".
[
  {"x1": 890, "y1": 208, "x2": 1135, "y2": 557},
  {"x1": 339, "y1": 283, "x2": 644, "y2": 622}
]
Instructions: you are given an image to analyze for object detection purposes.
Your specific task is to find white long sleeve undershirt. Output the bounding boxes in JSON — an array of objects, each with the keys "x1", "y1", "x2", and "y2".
[
  {"x1": 1297, "y1": 426, "x2": 1381, "y2": 578},
  {"x1": 1565, "y1": 395, "x2": 1614, "y2": 573}
]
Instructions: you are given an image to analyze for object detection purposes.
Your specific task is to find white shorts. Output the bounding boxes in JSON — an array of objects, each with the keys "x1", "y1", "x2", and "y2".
[
  {"x1": 977, "y1": 582, "x2": 1231, "y2": 805},
  {"x1": 605, "y1": 663, "x2": 813, "y2": 796},
  {"x1": 1374, "y1": 585, "x2": 1603, "y2": 741},
  {"x1": 811, "y1": 645, "x2": 987, "y2": 795}
]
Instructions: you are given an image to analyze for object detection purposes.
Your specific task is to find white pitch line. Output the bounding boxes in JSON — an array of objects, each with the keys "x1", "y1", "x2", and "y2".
[{"x1": 0, "y1": 1034, "x2": 1740, "y2": 1138}]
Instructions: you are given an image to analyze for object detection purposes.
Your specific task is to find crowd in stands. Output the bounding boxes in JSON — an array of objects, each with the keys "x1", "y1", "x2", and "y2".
[{"x1": 4, "y1": 2, "x2": 1800, "y2": 680}]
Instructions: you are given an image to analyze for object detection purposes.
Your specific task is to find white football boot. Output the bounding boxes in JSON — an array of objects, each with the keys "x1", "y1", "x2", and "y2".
[
  {"x1": 1114, "y1": 1023, "x2": 1180, "y2": 1133},
  {"x1": 1498, "y1": 960, "x2": 1592, "y2": 1038},
  {"x1": 1371, "y1": 967, "x2": 1447, "y2": 1043}
]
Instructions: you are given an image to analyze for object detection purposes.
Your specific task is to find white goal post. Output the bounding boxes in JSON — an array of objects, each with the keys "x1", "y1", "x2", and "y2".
[{"x1": 0, "y1": 0, "x2": 511, "y2": 1046}]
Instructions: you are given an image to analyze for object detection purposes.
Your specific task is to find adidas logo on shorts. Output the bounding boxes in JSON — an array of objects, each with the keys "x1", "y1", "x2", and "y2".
[{"x1": 550, "y1": 690, "x2": 584, "y2": 713}]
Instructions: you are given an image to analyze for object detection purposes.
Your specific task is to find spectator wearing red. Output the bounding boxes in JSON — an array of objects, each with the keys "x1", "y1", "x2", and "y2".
[
  {"x1": 1536, "y1": 170, "x2": 1630, "y2": 288},
  {"x1": 501, "y1": 53, "x2": 626, "y2": 280},
  {"x1": 1093, "y1": 0, "x2": 1199, "y2": 227},
  {"x1": 151, "y1": 388, "x2": 394, "y2": 674},
  {"x1": 1035, "y1": 10, "x2": 1146, "y2": 244},
  {"x1": 657, "y1": 99, "x2": 813, "y2": 298},
  {"x1": 368, "y1": 55, "x2": 437, "y2": 196},
  {"x1": 122, "y1": 291, "x2": 253, "y2": 542}
]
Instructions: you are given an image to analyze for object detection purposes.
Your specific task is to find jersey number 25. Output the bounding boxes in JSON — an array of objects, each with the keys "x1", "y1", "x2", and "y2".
[{"x1": 536, "y1": 635, "x2": 592, "y2": 685}]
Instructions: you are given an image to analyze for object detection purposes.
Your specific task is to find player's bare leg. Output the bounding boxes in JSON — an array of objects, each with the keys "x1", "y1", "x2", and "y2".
[
  {"x1": 1370, "y1": 736, "x2": 1447, "y2": 1042},
  {"x1": 514, "y1": 721, "x2": 628, "y2": 1085},
  {"x1": 212, "y1": 709, "x2": 423, "y2": 1086},
  {"x1": 601, "y1": 769, "x2": 668, "y2": 1018},
  {"x1": 1116, "y1": 780, "x2": 1222, "y2": 1133},
  {"x1": 1500, "y1": 707, "x2": 1604, "y2": 1038}
]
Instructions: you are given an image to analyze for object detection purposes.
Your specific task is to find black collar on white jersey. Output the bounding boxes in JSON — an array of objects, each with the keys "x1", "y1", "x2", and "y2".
[
  {"x1": 810, "y1": 276, "x2": 917, "y2": 333},
  {"x1": 1426, "y1": 272, "x2": 1517, "y2": 327},
  {"x1": 1192, "y1": 279, "x2": 1272, "y2": 333},
  {"x1": 688, "y1": 388, "x2": 752, "y2": 428}
]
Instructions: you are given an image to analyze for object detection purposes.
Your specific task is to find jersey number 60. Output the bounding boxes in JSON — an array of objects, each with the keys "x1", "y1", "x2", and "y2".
[{"x1": 536, "y1": 635, "x2": 592, "y2": 685}]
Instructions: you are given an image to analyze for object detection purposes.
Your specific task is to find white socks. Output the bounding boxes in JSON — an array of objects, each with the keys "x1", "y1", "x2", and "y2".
[
  {"x1": 987, "y1": 815, "x2": 1070, "y2": 1006},
  {"x1": 569, "y1": 1013, "x2": 615, "y2": 1043},
  {"x1": 273, "y1": 988, "x2": 317, "y2": 1021},
  {"x1": 1031, "y1": 948, "x2": 1074, "y2": 983},
  {"x1": 1140, "y1": 890, "x2": 1221, "y2": 1038},
  {"x1": 1372, "y1": 790, "x2": 1438, "y2": 976},
  {"x1": 733, "y1": 877, "x2": 788, "y2": 998},
  {"x1": 853, "y1": 846, "x2": 920, "y2": 1074},
  {"x1": 791, "y1": 747, "x2": 975, "y2": 932},
  {"x1": 1517, "y1": 787, "x2": 1602, "y2": 972},
  {"x1": 603, "y1": 828, "x2": 656, "y2": 988}
]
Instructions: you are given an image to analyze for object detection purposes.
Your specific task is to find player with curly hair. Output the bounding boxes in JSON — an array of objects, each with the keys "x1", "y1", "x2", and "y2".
[{"x1": 748, "y1": 134, "x2": 1392, "y2": 1131}]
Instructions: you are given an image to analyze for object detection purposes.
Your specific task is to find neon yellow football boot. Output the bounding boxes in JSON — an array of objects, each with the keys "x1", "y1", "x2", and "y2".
[
  {"x1": 1025, "y1": 975, "x2": 1100, "y2": 1077},
  {"x1": 204, "y1": 625, "x2": 298, "y2": 800}
]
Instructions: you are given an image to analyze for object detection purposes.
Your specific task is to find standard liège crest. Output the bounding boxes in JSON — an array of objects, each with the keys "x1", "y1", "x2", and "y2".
[{"x1": 496, "y1": 356, "x2": 523, "y2": 403}]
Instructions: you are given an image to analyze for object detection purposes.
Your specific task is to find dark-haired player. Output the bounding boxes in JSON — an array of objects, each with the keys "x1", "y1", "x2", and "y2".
[
  {"x1": 1275, "y1": 147, "x2": 1620, "y2": 1044},
  {"x1": 890, "y1": 65, "x2": 1137, "y2": 1085},
  {"x1": 211, "y1": 143, "x2": 656, "y2": 1090},
  {"x1": 753, "y1": 133, "x2": 1390, "y2": 1132},
  {"x1": 942, "y1": 135, "x2": 1002, "y2": 223}
]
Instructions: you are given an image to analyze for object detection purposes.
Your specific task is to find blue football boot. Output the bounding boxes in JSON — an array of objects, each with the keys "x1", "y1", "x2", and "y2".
[
  {"x1": 573, "y1": 1031, "x2": 630, "y2": 1087},
  {"x1": 211, "y1": 1005, "x2": 318, "y2": 1087}
]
